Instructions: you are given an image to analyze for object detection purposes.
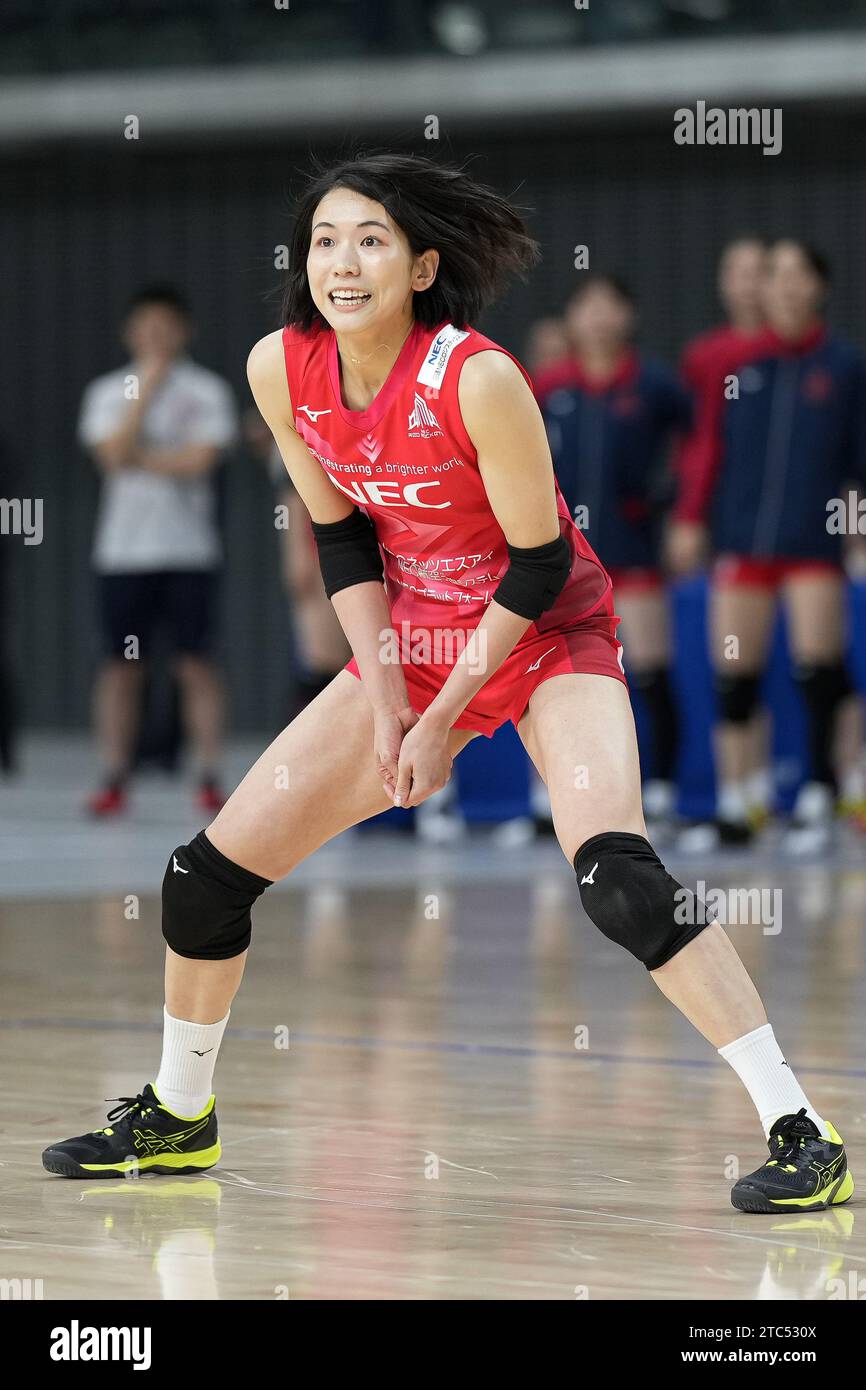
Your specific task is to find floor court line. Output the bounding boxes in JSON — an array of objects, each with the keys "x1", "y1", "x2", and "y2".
[{"x1": 1, "y1": 1017, "x2": 863, "y2": 1078}]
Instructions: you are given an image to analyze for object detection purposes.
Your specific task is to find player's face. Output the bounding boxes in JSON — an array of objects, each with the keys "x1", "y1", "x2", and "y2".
[
  {"x1": 307, "y1": 187, "x2": 437, "y2": 334},
  {"x1": 124, "y1": 304, "x2": 189, "y2": 361},
  {"x1": 718, "y1": 242, "x2": 766, "y2": 323},
  {"x1": 763, "y1": 243, "x2": 825, "y2": 329},
  {"x1": 566, "y1": 285, "x2": 634, "y2": 354}
]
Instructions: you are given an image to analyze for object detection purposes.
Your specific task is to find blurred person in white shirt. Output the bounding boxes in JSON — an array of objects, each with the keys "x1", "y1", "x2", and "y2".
[{"x1": 78, "y1": 285, "x2": 238, "y2": 816}]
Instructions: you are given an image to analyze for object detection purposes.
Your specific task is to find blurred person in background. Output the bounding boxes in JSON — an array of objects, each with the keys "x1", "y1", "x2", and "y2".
[
  {"x1": 669, "y1": 237, "x2": 772, "y2": 829},
  {"x1": 529, "y1": 274, "x2": 691, "y2": 833},
  {"x1": 244, "y1": 406, "x2": 351, "y2": 721},
  {"x1": 672, "y1": 241, "x2": 866, "y2": 855},
  {"x1": 78, "y1": 285, "x2": 239, "y2": 817},
  {"x1": 523, "y1": 315, "x2": 570, "y2": 376},
  {"x1": 670, "y1": 237, "x2": 769, "y2": 576}
]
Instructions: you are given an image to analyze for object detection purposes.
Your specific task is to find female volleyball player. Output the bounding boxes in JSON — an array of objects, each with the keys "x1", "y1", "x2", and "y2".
[
  {"x1": 534, "y1": 274, "x2": 691, "y2": 828},
  {"x1": 43, "y1": 155, "x2": 853, "y2": 1214},
  {"x1": 673, "y1": 240, "x2": 866, "y2": 854}
]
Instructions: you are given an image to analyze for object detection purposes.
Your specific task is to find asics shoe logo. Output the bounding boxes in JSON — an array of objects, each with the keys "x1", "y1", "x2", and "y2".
[{"x1": 132, "y1": 1116, "x2": 210, "y2": 1154}]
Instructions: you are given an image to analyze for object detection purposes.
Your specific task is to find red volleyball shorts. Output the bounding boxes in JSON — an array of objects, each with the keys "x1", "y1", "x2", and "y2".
[
  {"x1": 606, "y1": 565, "x2": 663, "y2": 594},
  {"x1": 713, "y1": 555, "x2": 842, "y2": 590},
  {"x1": 345, "y1": 586, "x2": 627, "y2": 737}
]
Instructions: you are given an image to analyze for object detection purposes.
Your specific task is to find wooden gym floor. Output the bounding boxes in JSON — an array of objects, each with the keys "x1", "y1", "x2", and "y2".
[{"x1": 1, "y1": 737, "x2": 864, "y2": 1300}]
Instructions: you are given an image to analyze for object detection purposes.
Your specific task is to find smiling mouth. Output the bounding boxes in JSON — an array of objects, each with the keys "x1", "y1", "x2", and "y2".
[{"x1": 328, "y1": 290, "x2": 372, "y2": 307}]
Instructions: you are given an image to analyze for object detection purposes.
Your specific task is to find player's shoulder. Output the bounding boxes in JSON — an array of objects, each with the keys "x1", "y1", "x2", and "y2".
[
  {"x1": 680, "y1": 324, "x2": 734, "y2": 375},
  {"x1": 247, "y1": 323, "x2": 325, "y2": 379},
  {"x1": 82, "y1": 364, "x2": 129, "y2": 398},
  {"x1": 457, "y1": 350, "x2": 533, "y2": 436},
  {"x1": 683, "y1": 323, "x2": 732, "y2": 356},
  {"x1": 246, "y1": 327, "x2": 286, "y2": 380},
  {"x1": 455, "y1": 326, "x2": 532, "y2": 398},
  {"x1": 176, "y1": 357, "x2": 234, "y2": 400}
]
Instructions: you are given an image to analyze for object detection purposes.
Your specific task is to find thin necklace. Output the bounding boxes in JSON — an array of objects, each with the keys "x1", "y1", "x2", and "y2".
[{"x1": 345, "y1": 322, "x2": 414, "y2": 366}]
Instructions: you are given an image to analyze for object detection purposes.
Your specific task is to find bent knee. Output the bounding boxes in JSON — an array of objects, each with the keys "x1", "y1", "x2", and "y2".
[
  {"x1": 162, "y1": 831, "x2": 272, "y2": 960},
  {"x1": 574, "y1": 830, "x2": 711, "y2": 970}
]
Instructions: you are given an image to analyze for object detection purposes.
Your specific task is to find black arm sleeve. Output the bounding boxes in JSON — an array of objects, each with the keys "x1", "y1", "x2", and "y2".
[
  {"x1": 310, "y1": 509, "x2": 384, "y2": 599},
  {"x1": 493, "y1": 533, "x2": 572, "y2": 622}
]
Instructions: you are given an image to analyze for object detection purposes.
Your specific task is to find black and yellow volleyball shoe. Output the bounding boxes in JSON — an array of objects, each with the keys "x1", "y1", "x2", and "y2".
[
  {"x1": 42, "y1": 1083, "x2": 220, "y2": 1178},
  {"x1": 731, "y1": 1108, "x2": 854, "y2": 1213}
]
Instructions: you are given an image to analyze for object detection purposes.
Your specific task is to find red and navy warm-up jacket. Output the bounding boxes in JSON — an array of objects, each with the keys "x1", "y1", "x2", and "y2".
[
  {"x1": 534, "y1": 351, "x2": 691, "y2": 570},
  {"x1": 674, "y1": 324, "x2": 866, "y2": 559}
]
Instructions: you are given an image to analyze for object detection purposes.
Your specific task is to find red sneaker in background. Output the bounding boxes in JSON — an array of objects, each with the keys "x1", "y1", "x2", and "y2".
[
  {"x1": 85, "y1": 785, "x2": 128, "y2": 817},
  {"x1": 197, "y1": 781, "x2": 226, "y2": 814}
]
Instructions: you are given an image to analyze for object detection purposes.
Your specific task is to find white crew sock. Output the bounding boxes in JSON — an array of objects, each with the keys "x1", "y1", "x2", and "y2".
[
  {"x1": 154, "y1": 1005, "x2": 230, "y2": 1118},
  {"x1": 718, "y1": 780, "x2": 749, "y2": 824},
  {"x1": 718, "y1": 1022, "x2": 829, "y2": 1138},
  {"x1": 745, "y1": 765, "x2": 773, "y2": 813}
]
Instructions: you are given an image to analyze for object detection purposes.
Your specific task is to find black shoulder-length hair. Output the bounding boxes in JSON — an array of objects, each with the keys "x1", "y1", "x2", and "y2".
[{"x1": 281, "y1": 151, "x2": 540, "y2": 332}]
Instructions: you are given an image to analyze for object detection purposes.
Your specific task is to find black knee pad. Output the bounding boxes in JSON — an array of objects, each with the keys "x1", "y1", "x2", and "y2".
[
  {"x1": 630, "y1": 667, "x2": 678, "y2": 780},
  {"x1": 793, "y1": 661, "x2": 852, "y2": 712},
  {"x1": 793, "y1": 661, "x2": 853, "y2": 787},
  {"x1": 162, "y1": 830, "x2": 273, "y2": 961},
  {"x1": 713, "y1": 671, "x2": 761, "y2": 724},
  {"x1": 575, "y1": 831, "x2": 712, "y2": 970}
]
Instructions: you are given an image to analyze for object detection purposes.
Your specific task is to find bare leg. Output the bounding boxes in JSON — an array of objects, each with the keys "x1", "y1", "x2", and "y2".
[
  {"x1": 783, "y1": 569, "x2": 851, "y2": 792},
  {"x1": 518, "y1": 672, "x2": 765, "y2": 1046},
  {"x1": 709, "y1": 583, "x2": 776, "y2": 809},
  {"x1": 174, "y1": 655, "x2": 225, "y2": 776},
  {"x1": 92, "y1": 658, "x2": 146, "y2": 779},
  {"x1": 616, "y1": 588, "x2": 676, "y2": 795},
  {"x1": 166, "y1": 670, "x2": 478, "y2": 1022},
  {"x1": 615, "y1": 589, "x2": 670, "y2": 672}
]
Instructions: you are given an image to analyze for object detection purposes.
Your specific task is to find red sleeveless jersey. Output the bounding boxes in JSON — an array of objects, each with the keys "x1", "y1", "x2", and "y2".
[{"x1": 282, "y1": 318, "x2": 611, "y2": 644}]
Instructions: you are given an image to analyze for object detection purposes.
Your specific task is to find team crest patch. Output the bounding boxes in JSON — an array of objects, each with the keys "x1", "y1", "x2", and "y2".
[{"x1": 408, "y1": 392, "x2": 443, "y2": 437}]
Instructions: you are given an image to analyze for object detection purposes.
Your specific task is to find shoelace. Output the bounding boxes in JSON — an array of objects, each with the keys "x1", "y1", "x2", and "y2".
[
  {"x1": 771, "y1": 1107, "x2": 813, "y2": 1164},
  {"x1": 91, "y1": 1093, "x2": 157, "y2": 1135},
  {"x1": 104, "y1": 1093, "x2": 156, "y2": 1123}
]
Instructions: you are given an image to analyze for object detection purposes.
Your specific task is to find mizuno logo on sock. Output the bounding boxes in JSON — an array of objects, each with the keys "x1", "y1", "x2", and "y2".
[
  {"x1": 190, "y1": 1048, "x2": 213, "y2": 1056},
  {"x1": 580, "y1": 862, "x2": 598, "y2": 885},
  {"x1": 172, "y1": 855, "x2": 189, "y2": 874}
]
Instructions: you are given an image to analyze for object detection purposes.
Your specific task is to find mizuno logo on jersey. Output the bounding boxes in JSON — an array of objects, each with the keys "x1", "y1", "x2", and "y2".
[
  {"x1": 525, "y1": 645, "x2": 558, "y2": 673},
  {"x1": 298, "y1": 405, "x2": 331, "y2": 422},
  {"x1": 408, "y1": 393, "x2": 443, "y2": 437}
]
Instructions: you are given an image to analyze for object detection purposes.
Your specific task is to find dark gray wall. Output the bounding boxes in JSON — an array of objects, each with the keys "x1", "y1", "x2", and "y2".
[{"x1": 4, "y1": 107, "x2": 865, "y2": 730}]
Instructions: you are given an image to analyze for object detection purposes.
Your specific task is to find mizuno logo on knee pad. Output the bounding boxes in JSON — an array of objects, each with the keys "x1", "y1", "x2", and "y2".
[
  {"x1": 162, "y1": 832, "x2": 273, "y2": 962},
  {"x1": 574, "y1": 830, "x2": 712, "y2": 971}
]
